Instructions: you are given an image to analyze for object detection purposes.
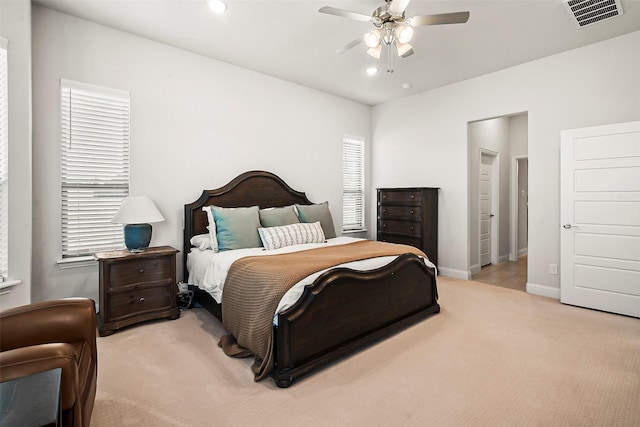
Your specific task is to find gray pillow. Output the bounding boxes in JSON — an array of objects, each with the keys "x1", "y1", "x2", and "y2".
[
  {"x1": 259, "y1": 206, "x2": 300, "y2": 228},
  {"x1": 211, "y1": 206, "x2": 261, "y2": 251},
  {"x1": 295, "y1": 202, "x2": 337, "y2": 239}
]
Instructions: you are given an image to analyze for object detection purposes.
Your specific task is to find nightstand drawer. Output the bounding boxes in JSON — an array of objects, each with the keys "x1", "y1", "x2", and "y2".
[
  {"x1": 379, "y1": 220, "x2": 422, "y2": 236},
  {"x1": 108, "y1": 257, "x2": 172, "y2": 288},
  {"x1": 109, "y1": 286, "x2": 174, "y2": 320},
  {"x1": 379, "y1": 190, "x2": 422, "y2": 205},
  {"x1": 378, "y1": 205, "x2": 422, "y2": 220}
]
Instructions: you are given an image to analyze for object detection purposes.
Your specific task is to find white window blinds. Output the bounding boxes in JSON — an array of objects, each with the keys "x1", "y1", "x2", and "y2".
[
  {"x1": 0, "y1": 39, "x2": 8, "y2": 278},
  {"x1": 342, "y1": 135, "x2": 365, "y2": 232},
  {"x1": 60, "y1": 80, "x2": 130, "y2": 258}
]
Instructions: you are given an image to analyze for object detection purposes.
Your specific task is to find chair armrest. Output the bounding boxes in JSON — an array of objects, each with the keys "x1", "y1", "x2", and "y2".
[
  {"x1": 0, "y1": 299, "x2": 97, "y2": 362},
  {"x1": 0, "y1": 343, "x2": 79, "y2": 410}
]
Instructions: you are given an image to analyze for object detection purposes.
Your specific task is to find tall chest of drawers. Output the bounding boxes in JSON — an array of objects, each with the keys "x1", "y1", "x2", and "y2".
[
  {"x1": 94, "y1": 246, "x2": 180, "y2": 336},
  {"x1": 377, "y1": 188, "x2": 439, "y2": 267}
]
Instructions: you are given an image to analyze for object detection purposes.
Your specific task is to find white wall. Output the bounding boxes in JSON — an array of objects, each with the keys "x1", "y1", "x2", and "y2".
[
  {"x1": 372, "y1": 30, "x2": 640, "y2": 296},
  {"x1": 468, "y1": 116, "x2": 514, "y2": 271},
  {"x1": 0, "y1": 0, "x2": 32, "y2": 309},
  {"x1": 30, "y1": 6, "x2": 371, "y2": 303}
]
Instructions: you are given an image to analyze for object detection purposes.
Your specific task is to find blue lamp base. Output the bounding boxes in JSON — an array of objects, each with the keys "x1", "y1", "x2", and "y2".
[{"x1": 124, "y1": 223, "x2": 152, "y2": 252}]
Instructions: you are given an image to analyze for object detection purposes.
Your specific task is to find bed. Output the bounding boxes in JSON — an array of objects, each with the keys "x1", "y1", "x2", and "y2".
[{"x1": 183, "y1": 170, "x2": 440, "y2": 387}]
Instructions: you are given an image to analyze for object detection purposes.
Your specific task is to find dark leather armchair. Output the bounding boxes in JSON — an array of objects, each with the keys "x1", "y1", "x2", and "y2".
[{"x1": 0, "y1": 298, "x2": 98, "y2": 427}]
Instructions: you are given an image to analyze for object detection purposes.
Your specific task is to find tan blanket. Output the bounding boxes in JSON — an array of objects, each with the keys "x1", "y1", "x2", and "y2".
[{"x1": 219, "y1": 240, "x2": 427, "y2": 380}]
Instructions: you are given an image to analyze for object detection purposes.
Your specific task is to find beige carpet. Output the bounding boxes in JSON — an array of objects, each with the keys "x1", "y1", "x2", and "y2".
[{"x1": 91, "y1": 277, "x2": 640, "y2": 426}]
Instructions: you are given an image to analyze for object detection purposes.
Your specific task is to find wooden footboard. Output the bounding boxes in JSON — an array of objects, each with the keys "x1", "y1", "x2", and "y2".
[{"x1": 272, "y1": 253, "x2": 438, "y2": 387}]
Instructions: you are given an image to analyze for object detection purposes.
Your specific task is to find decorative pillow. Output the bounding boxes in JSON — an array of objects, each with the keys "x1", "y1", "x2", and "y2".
[
  {"x1": 259, "y1": 206, "x2": 300, "y2": 227},
  {"x1": 211, "y1": 205, "x2": 262, "y2": 251},
  {"x1": 190, "y1": 233, "x2": 212, "y2": 250},
  {"x1": 258, "y1": 221, "x2": 326, "y2": 250},
  {"x1": 295, "y1": 202, "x2": 337, "y2": 239},
  {"x1": 202, "y1": 206, "x2": 219, "y2": 252}
]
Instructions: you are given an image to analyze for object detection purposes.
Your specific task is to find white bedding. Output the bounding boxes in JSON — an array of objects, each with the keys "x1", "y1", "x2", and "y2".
[{"x1": 187, "y1": 236, "x2": 436, "y2": 321}]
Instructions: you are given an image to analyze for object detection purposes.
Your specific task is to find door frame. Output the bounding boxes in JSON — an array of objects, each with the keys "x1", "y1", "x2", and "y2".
[
  {"x1": 479, "y1": 149, "x2": 499, "y2": 266},
  {"x1": 510, "y1": 155, "x2": 528, "y2": 261}
]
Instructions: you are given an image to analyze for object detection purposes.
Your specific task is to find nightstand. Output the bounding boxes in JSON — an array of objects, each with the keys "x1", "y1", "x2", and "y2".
[{"x1": 94, "y1": 246, "x2": 180, "y2": 336}]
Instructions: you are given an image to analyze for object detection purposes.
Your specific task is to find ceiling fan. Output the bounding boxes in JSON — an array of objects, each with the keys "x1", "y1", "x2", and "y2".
[{"x1": 319, "y1": 0, "x2": 470, "y2": 72}]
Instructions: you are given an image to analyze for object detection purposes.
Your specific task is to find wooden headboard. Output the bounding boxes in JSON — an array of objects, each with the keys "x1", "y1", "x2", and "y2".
[{"x1": 183, "y1": 170, "x2": 313, "y2": 273}]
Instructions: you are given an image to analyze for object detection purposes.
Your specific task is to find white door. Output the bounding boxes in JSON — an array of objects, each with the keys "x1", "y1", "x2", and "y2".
[
  {"x1": 480, "y1": 153, "x2": 494, "y2": 266},
  {"x1": 560, "y1": 121, "x2": 640, "y2": 318}
]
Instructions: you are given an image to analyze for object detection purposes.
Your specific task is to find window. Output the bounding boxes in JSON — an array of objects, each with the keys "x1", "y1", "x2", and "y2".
[
  {"x1": 60, "y1": 80, "x2": 130, "y2": 259},
  {"x1": 0, "y1": 38, "x2": 8, "y2": 278},
  {"x1": 342, "y1": 135, "x2": 365, "y2": 232}
]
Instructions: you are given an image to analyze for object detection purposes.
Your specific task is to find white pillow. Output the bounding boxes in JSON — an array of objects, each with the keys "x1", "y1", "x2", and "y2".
[
  {"x1": 202, "y1": 206, "x2": 219, "y2": 252},
  {"x1": 190, "y1": 233, "x2": 212, "y2": 250},
  {"x1": 258, "y1": 221, "x2": 326, "y2": 250}
]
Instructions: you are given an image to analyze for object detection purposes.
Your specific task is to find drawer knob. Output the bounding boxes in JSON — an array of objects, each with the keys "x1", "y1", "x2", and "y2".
[
  {"x1": 410, "y1": 210, "x2": 414, "y2": 214},
  {"x1": 411, "y1": 226, "x2": 415, "y2": 230},
  {"x1": 411, "y1": 195, "x2": 415, "y2": 199},
  {"x1": 139, "y1": 297, "x2": 145, "y2": 303},
  {"x1": 383, "y1": 224, "x2": 387, "y2": 228},
  {"x1": 139, "y1": 269, "x2": 144, "y2": 274}
]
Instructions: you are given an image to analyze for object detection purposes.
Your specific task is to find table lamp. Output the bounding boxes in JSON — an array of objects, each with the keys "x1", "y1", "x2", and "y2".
[{"x1": 112, "y1": 196, "x2": 165, "y2": 252}]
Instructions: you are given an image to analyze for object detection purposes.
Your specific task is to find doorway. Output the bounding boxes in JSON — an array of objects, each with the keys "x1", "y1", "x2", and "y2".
[{"x1": 468, "y1": 113, "x2": 528, "y2": 291}]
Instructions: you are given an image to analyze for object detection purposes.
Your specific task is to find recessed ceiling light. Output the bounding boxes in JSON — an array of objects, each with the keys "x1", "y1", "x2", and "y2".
[
  {"x1": 207, "y1": 0, "x2": 227, "y2": 13},
  {"x1": 366, "y1": 66, "x2": 378, "y2": 76},
  {"x1": 401, "y1": 82, "x2": 412, "y2": 89}
]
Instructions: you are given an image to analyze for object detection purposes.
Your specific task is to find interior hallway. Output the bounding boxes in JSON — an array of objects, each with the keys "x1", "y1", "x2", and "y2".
[{"x1": 472, "y1": 256, "x2": 527, "y2": 292}]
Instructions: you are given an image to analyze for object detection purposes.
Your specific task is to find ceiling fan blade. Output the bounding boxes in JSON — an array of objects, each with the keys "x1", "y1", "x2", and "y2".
[
  {"x1": 409, "y1": 11, "x2": 470, "y2": 26},
  {"x1": 319, "y1": 6, "x2": 371, "y2": 22},
  {"x1": 336, "y1": 38, "x2": 363, "y2": 54},
  {"x1": 389, "y1": 0, "x2": 411, "y2": 16}
]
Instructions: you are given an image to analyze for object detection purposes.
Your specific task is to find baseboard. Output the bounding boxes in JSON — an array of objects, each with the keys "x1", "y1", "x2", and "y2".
[
  {"x1": 498, "y1": 254, "x2": 510, "y2": 264},
  {"x1": 470, "y1": 263, "x2": 481, "y2": 275},
  {"x1": 518, "y1": 248, "x2": 528, "y2": 257},
  {"x1": 439, "y1": 267, "x2": 471, "y2": 280},
  {"x1": 526, "y1": 282, "x2": 560, "y2": 300}
]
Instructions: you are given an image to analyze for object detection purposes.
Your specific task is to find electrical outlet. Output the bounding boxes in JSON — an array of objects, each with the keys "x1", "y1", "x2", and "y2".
[{"x1": 549, "y1": 264, "x2": 558, "y2": 275}]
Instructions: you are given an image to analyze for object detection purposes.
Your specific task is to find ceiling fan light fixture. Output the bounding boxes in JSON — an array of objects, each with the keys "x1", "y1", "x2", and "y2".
[
  {"x1": 207, "y1": 0, "x2": 227, "y2": 14},
  {"x1": 363, "y1": 29, "x2": 381, "y2": 48},
  {"x1": 395, "y1": 24, "x2": 414, "y2": 44},
  {"x1": 396, "y1": 42, "x2": 412, "y2": 57},
  {"x1": 366, "y1": 45, "x2": 382, "y2": 59}
]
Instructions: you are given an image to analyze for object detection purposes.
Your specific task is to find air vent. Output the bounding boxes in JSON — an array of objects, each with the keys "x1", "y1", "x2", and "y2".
[{"x1": 563, "y1": 0, "x2": 623, "y2": 27}]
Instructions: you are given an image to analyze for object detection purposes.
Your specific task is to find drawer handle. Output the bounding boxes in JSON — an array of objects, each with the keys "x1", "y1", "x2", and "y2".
[
  {"x1": 410, "y1": 195, "x2": 415, "y2": 199},
  {"x1": 410, "y1": 210, "x2": 414, "y2": 214},
  {"x1": 382, "y1": 209, "x2": 387, "y2": 214},
  {"x1": 139, "y1": 297, "x2": 145, "y2": 303},
  {"x1": 139, "y1": 269, "x2": 144, "y2": 274},
  {"x1": 410, "y1": 226, "x2": 415, "y2": 230},
  {"x1": 382, "y1": 195, "x2": 387, "y2": 199},
  {"x1": 383, "y1": 224, "x2": 387, "y2": 228}
]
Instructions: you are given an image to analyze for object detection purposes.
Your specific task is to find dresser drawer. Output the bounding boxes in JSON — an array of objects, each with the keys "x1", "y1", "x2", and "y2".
[
  {"x1": 378, "y1": 220, "x2": 422, "y2": 236},
  {"x1": 108, "y1": 285, "x2": 174, "y2": 320},
  {"x1": 378, "y1": 205, "x2": 422, "y2": 221},
  {"x1": 108, "y1": 257, "x2": 172, "y2": 289},
  {"x1": 378, "y1": 190, "x2": 422, "y2": 205}
]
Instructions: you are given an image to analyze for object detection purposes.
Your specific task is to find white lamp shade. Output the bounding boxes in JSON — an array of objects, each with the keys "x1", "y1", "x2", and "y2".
[
  {"x1": 112, "y1": 196, "x2": 165, "y2": 224},
  {"x1": 363, "y1": 29, "x2": 381, "y2": 48},
  {"x1": 366, "y1": 45, "x2": 382, "y2": 59},
  {"x1": 395, "y1": 24, "x2": 414, "y2": 44},
  {"x1": 396, "y1": 42, "x2": 413, "y2": 57}
]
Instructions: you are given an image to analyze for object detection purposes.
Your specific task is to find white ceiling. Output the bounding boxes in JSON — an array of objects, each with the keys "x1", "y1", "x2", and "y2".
[{"x1": 33, "y1": 0, "x2": 640, "y2": 105}]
